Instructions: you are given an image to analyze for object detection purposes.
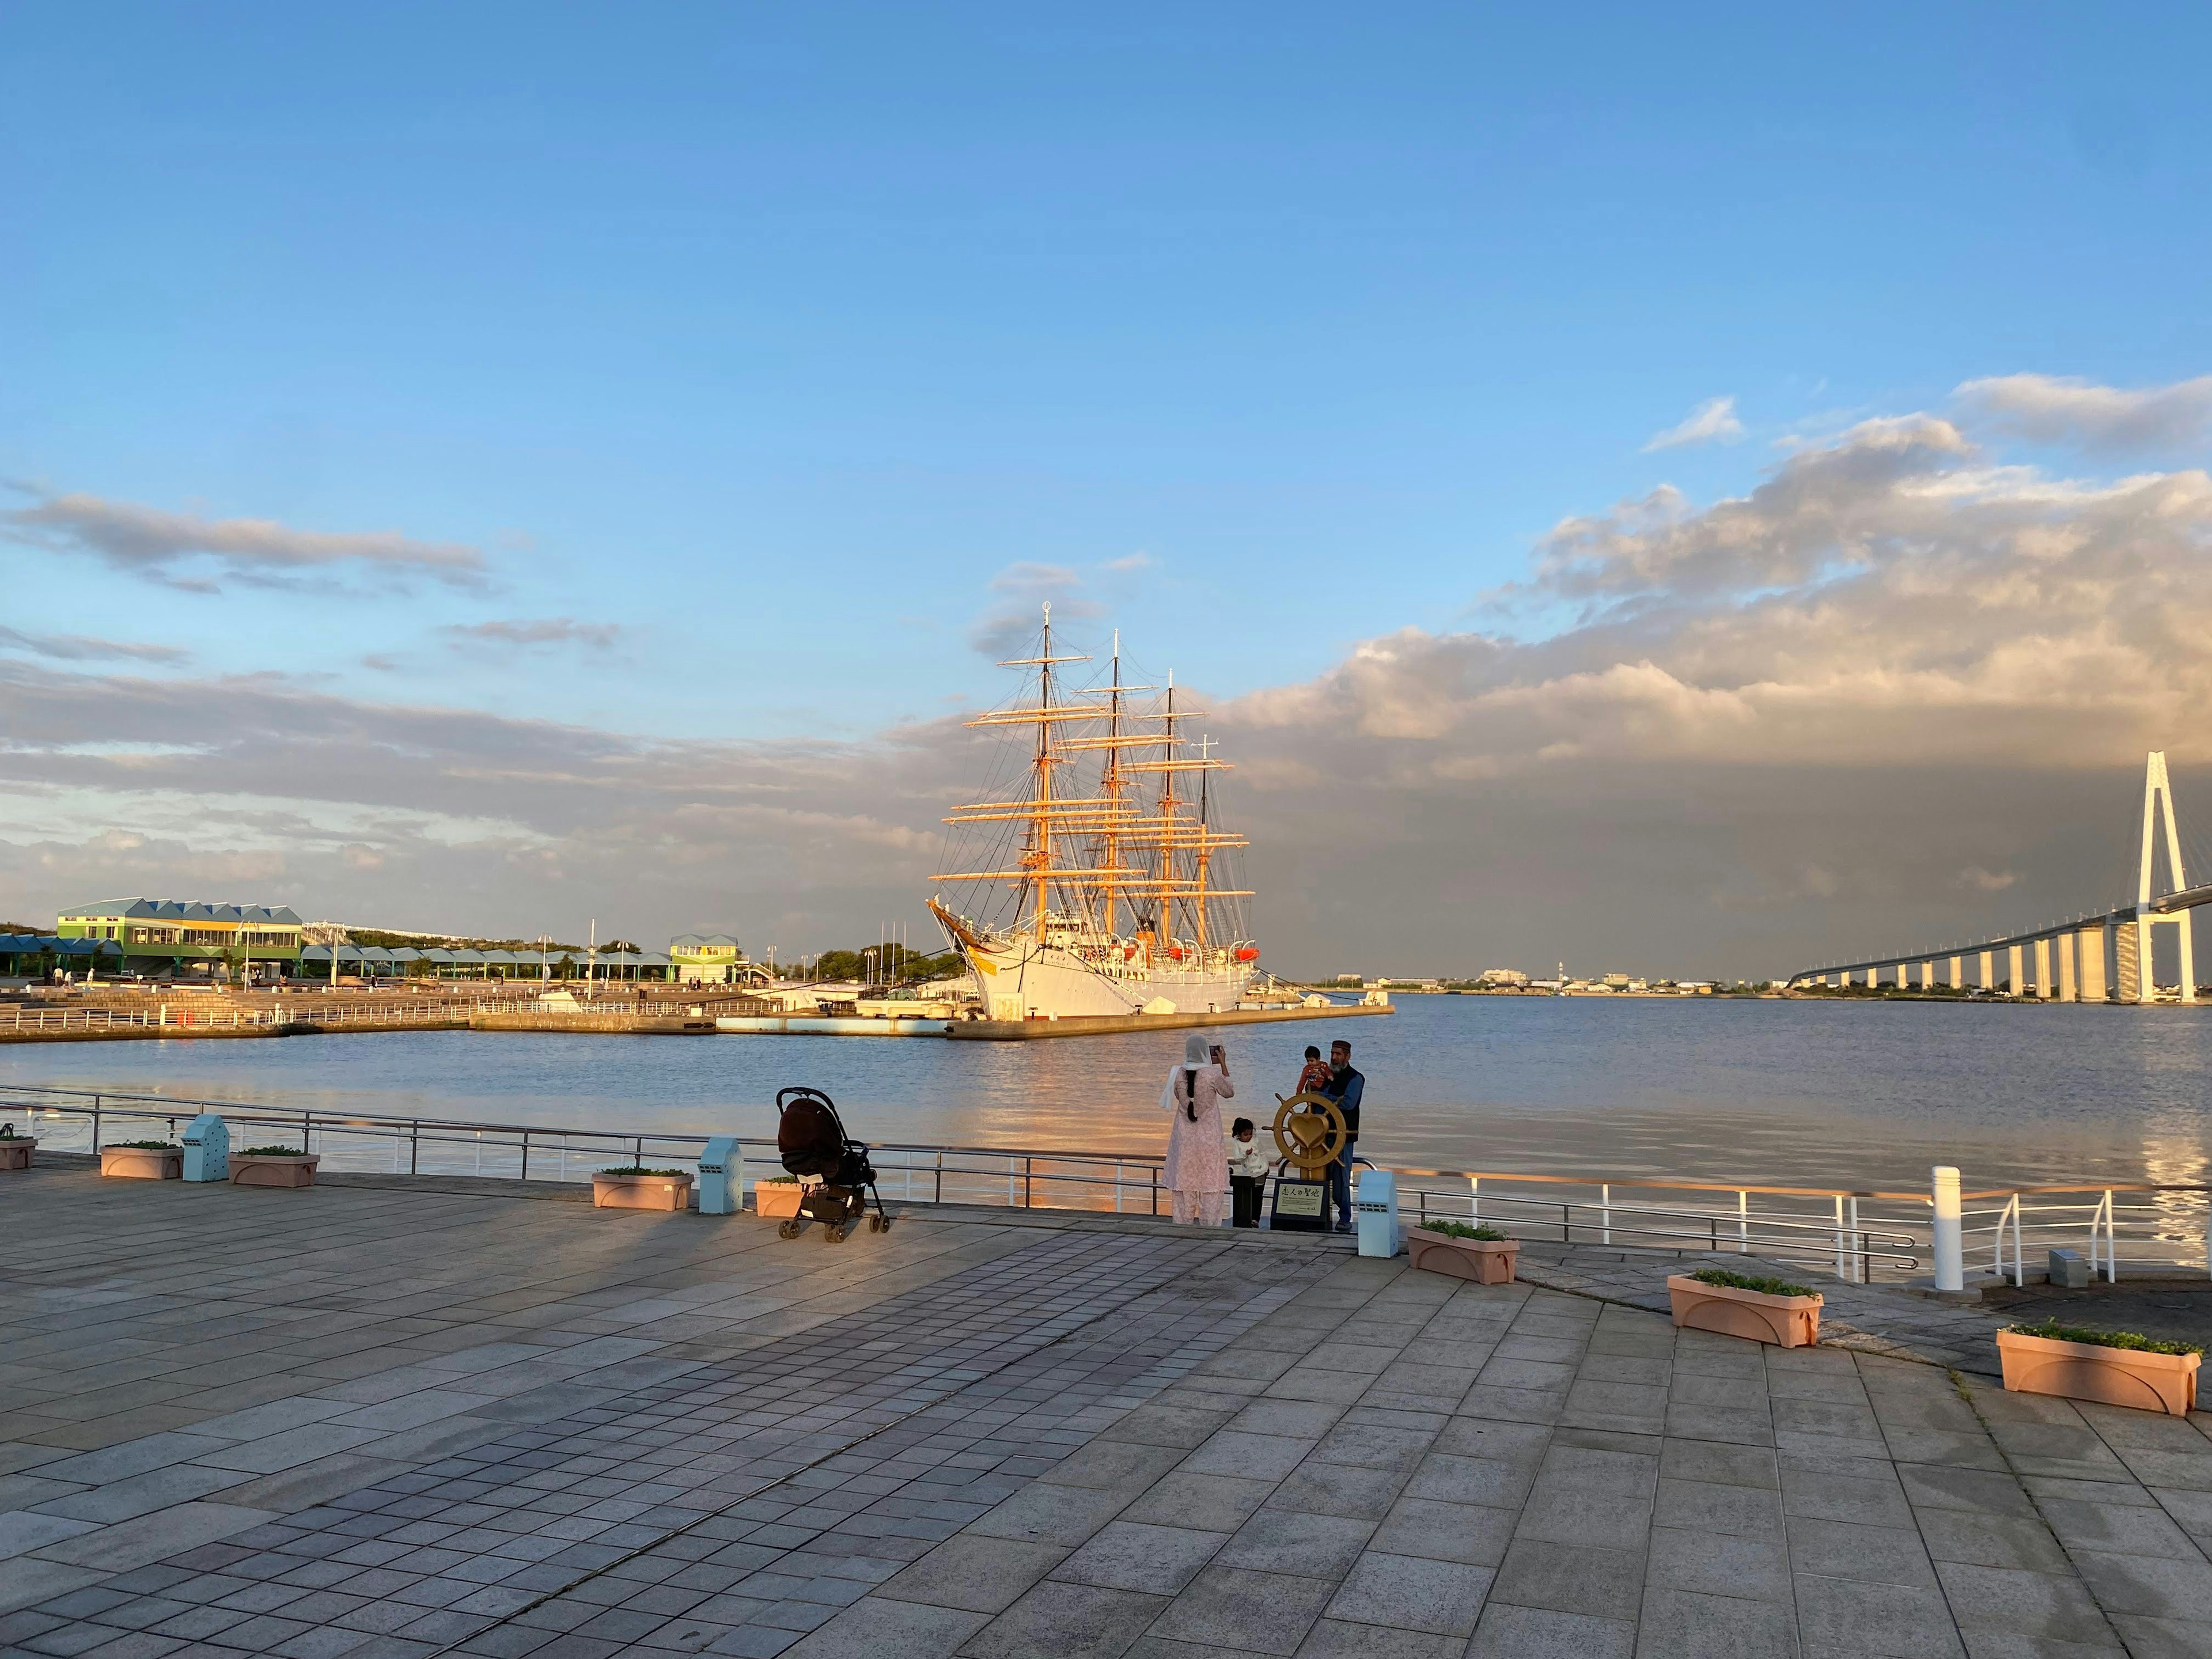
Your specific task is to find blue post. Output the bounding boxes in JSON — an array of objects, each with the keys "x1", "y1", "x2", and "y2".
[
  {"x1": 183, "y1": 1113, "x2": 230, "y2": 1183},
  {"x1": 697, "y1": 1135, "x2": 741, "y2": 1215},
  {"x1": 1355, "y1": 1166, "x2": 1400, "y2": 1258}
]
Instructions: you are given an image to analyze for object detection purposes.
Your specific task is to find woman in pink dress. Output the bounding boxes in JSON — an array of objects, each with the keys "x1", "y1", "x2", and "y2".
[{"x1": 1160, "y1": 1032, "x2": 1233, "y2": 1226}]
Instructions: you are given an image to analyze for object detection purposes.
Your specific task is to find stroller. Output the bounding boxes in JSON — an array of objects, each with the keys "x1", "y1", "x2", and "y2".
[{"x1": 773, "y1": 1086, "x2": 891, "y2": 1242}]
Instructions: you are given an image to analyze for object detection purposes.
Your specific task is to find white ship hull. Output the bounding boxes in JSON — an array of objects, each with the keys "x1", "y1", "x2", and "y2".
[{"x1": 955, "y1": 934, "x2": 1255, "y2": 1020}]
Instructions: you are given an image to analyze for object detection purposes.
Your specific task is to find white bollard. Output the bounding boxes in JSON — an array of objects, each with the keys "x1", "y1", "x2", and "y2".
[{"x1": 1932, "y1": 1166, "x2": 1963, "y2": 1293}]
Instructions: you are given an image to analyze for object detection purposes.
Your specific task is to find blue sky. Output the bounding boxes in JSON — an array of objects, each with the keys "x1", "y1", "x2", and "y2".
[{"x1": 5, "y1": 4, "x2": 2212, "y2": 968}]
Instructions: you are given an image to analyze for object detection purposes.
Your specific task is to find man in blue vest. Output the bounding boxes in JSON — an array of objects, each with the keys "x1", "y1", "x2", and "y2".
[{"x1": 1320, "y1": 1038, "x2": 1364, "y2": 1233}]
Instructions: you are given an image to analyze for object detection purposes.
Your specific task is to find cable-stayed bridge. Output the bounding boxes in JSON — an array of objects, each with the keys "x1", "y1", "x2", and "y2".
[{"x1": 1786, "y1": 752, "x2": 2207, "y2": 1004}]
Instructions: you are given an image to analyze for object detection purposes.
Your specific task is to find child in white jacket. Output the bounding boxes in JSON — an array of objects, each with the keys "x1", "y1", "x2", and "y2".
[{"x1": 1226, "y1": 1118, "x2": 1271, "y2": 1228}]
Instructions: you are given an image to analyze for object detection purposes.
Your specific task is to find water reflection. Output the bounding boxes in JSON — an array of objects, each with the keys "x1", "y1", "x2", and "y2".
[{"x1": 4, "y1": 996, "x2": 2209, "y2": 1194}]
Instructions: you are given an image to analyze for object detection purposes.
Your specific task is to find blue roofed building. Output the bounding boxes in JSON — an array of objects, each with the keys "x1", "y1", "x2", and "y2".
[{"x1": 55, "y1": 899, "x2": 305, "y2": 981}]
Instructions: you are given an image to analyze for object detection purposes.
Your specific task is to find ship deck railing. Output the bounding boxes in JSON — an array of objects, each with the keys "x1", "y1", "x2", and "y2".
[{"x1": 5, "y1": 1084, "x2": 2203, "y2": 1285}]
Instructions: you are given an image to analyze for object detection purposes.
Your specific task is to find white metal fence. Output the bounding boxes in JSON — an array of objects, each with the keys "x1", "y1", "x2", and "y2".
[
  {"x1": 6, "y1": 1084, "x2": 2205, "y2": 1283},
  {"x1": 1394, "y1": 1166, "x2": 2210, "y2": 1285}
]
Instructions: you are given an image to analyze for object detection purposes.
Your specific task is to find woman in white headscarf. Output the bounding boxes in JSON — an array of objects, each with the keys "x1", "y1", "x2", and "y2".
[{"x1": 1160, "y1": 1032, "x2": 1233, "y2": 1226}]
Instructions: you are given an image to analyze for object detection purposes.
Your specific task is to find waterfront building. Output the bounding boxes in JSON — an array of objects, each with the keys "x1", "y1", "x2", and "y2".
[
  {"x1": 0, "y1": 931, "x2": 122, "y2": 981},
  {"x1": 55, "y1": 898, "x2": 303, "y2": 980},
  {"x1": 1479, "y1": 968, "x2": 1529, "y2": 986},
  {"x1": 298, "y1": 945, "x2": 677, "y2": 983},
  {"x1": 670, "y1": 933, "x2": 748, "y2": 983}
]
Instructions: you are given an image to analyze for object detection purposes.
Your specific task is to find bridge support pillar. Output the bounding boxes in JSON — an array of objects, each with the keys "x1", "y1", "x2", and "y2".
[
  {"x1": 2034, "y1": 937, "x2": 2054, "y2": 999},
  {"x1": 2057, "y1": 933, "x2": 2077, "y2": 1003},
  {"x1": 2180, "y1": 911, "x2": 2197, "y2": 1005},
  {"x1": 1979, "y1": 950, "x2": 1995, "y2": 990},
  {"x1": 2076, "y1": 926, "x2": 2108, "y2": 1002},
  {"x1": 2119, "y1": 915, "x2": 2145, "y2": 1003},
  {"x1": 1947, "y1": 955, "x2": 1963, "y2": 990},
  {"x1": 1919, "y1": 960, "x2": 1933, "y2": 991},
  {"x1": 2007, "y1": 944, "x2": 2024, "y2": 997}
]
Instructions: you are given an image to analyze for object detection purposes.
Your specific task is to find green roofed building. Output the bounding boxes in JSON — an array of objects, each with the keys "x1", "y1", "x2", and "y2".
[
  {"x1": 56, "y1": 899, "x2": 305, "y2": 982},
  {"x1": 670, "y1": 933, "x2": 748, "y2": 984}
]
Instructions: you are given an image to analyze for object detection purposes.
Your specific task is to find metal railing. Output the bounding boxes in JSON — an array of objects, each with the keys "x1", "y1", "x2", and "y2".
[
  {"x1": 0, "y1": 1085, "x2": 1171, "y2": 1215},
  {"x1": 7, "y1": 1083, "x2": 2205, "y2": 1282},
  {"x1": 1394, "y1": 1168, "x2": 1921, "y2": 1282},
  {"x1": 1963, "y1": 1184, "x2": 2210, "y2": 1286},
  {"x1": 0, "y1": 995, "x2": 757, "y2": 1035}
]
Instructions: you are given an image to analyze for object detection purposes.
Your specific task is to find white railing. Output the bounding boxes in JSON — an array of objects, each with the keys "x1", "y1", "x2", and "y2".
[
  {"x1": 1396, "y1": 1168, "x2": 1919, "y2": 1282},
  {"x1": 1960, "y1": 1183, "x2": 2206, "y2": 1285},
  {"x1": 0, "y1": 1085, "x2": 1172, "y2": 1215},
  {"x1": 9, "y1": 1084, "x2": 2205, "y2": 1280}
]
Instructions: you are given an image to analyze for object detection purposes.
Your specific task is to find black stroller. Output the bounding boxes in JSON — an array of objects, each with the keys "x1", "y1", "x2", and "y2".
[{"x1": 773, "y1": 1086, "x2": 891, "y2": 1242}]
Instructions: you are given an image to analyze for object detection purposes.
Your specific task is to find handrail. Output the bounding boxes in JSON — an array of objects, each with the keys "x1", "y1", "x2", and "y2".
[{"x1": 1396, "y1": 1165, "x2": 1927, "y2": 1203}]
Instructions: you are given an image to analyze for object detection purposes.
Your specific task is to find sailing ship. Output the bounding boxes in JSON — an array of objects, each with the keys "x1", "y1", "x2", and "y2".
[{"x1": 929, "y1": 608, "x2": 1260, "y2": 1019}]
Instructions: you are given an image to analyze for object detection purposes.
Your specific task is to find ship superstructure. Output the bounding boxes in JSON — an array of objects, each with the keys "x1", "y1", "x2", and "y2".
[{"x1": 929, "y1": 609, "x2": 1259, "y2": 1019}]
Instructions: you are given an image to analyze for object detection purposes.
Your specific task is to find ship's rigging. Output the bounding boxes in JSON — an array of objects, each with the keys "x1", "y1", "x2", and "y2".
[{"x1": 930, "y1": 607, "x2": 1257, "y2": 1003}]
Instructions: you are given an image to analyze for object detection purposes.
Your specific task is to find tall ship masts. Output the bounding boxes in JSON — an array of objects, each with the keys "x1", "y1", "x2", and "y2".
[{"x1": 930, "y1": 608, "x2": 1257, "y2": 1020}]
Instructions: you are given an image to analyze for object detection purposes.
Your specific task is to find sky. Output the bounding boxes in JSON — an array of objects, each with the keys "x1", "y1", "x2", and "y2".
[{"x1": 5, "y1": 3, "x2": 2212, "y2": 976}]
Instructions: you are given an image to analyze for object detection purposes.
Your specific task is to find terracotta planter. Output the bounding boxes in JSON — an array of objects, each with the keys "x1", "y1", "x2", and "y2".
[
  {"x1": 753, "y1": 1181, "x2": 807, "y2": 1218},
  {"x1": 1997, "y1": 1328, "x2": 2200, "y2": 1416},
  {"x1": 1406, "y1": 1225, "x2": 1520, "y2": 1284},
  {"x1": 0, "y1": 1138, "x2": 36, "y2": 1171},
  {"x1": 593, "y1": 1171, "x2": 694, "y2": 1211},
  {"x1": 231, "y1": 1154, "x2": 321, "y2": 1189},
  {"x1": 101, "y1": 1146, "x2": 182, "y2": 1180},
  {"x1": 1667, "y1": 1274, "x2": 1823, "y2": 1347}
]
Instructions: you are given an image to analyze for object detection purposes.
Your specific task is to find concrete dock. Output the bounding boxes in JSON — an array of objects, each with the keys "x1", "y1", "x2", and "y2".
[{"x1": 2, "y1": 1163, "x2": 2209, "y2": 1657}]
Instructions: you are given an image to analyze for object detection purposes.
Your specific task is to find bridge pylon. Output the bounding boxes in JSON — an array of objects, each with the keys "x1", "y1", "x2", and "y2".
[{"x1": 2127, "y1": 751, "x2": 2195, "y2": 1005}]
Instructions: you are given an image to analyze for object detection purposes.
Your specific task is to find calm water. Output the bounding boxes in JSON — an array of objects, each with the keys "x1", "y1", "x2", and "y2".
[{"x1": 4, "y1": 997, "x2": 2209, "y2": 1193}]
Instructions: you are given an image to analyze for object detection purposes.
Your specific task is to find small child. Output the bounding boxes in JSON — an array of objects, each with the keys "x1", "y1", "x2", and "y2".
[
  {"x1": 1227, "y1": 1116, "x2": 1271, "y2": 1228},
  {"x1": 1294, "y1": 1044, "x2": 1332, "y2": 1098}
]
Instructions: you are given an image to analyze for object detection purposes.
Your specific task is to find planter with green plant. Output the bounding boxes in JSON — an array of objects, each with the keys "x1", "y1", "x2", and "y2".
[
  {"x1": 593, "y1": 1165, "x2": 694, "y2": 1211},
  {"x1": 1996, "y1": 1321, "x2": 2200, "y2": 1415},
  {"x1": 1667, "y1": 1267, "x2": 1824, "y2": 1347},
  {"x1": 100, "y1": 1141, "x2": 184, "y2": 1180},
  {"x1": 230, "y1": 1145, "x2": 321, "y2": 1188},
  {"x1": 1407, "y1": 1219, "x2": 1520, "y2": 1283},
  {"x1": 0, "y1": 1123, "x2": 35, "y2": 1171}
]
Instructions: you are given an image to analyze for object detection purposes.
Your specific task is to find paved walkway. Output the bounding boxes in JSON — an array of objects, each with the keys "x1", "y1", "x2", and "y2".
[{"x1": 3, "y1": 1165, "x2": 2211, "y2": 1657}]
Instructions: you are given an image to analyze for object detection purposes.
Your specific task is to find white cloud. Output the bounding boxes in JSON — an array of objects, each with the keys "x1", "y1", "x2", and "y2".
[
  {"x1": 1641, "y1": 396, "x2": 1745, "y2": 452},
  {"x1": 1953, "y1": 373, "x2": 2212, "y2": 452},
  {"x1": 442, "y1": 618, "x2": 622, "y2": 650},
  {"x1": 2, "y1": 485, "x2": 484, "y2": 590},
  {"x1": 969, "y1": 561, "x2": 1105, "y2": 656},
  {"x1": 0, "y1": 626, "x2": 190, "y2": 665},
  {"x1": 13, "y1": 388, "x2": 2212, "y2": 977}
]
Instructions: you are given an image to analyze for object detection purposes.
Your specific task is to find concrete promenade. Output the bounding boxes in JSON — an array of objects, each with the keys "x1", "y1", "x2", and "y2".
[{"x1": 3, "y1": 1166, "x2": 2211, "y2": 1657}]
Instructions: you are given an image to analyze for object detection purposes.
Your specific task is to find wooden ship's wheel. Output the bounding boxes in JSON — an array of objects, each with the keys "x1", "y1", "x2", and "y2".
[{"x1": 1271, "y1": 1092, "x2": 1348, "y2": 1177}]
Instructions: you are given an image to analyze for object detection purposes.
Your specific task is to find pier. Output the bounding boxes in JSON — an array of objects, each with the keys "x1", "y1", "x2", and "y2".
[
  {"x1": 0, "y1": 993, "x2": 1389, "y2": 1045},
  {"x1": 5, "y1": 1157, "x2": 2207, "y2": 1655}
]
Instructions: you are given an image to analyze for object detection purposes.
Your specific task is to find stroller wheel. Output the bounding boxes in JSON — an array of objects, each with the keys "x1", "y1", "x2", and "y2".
[
  {"x1": 868, "y1": 1214, "x2": 885, "y2": 1233},
  {"x1": 825, "y1": 1224, "x2": 848, "y2": 1243},
  {"x1": 777, "y1": 1219, "x2": 800, "y2": 1239}
]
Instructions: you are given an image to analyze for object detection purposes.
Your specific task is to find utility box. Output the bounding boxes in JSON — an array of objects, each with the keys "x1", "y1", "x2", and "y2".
[
  {"x1": 183, "y1": 1113, "x2": 229, "y2": 1183},
  {"x1": 1355, "y1": 1166, "x2": 1400, "y2": 1258},
  {"x1": 2048, "y1": 1248, "x2": 2093, "y2": 1289},
  {"x1": 697, "y1": 1136, "x2": 741, "y2": 1215}
]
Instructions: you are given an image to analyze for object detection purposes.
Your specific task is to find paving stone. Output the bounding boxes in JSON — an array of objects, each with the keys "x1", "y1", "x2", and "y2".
[
  {"x1": 3, "y1": 1170, "x2": 2192, "y2": 1659},
  {"x1": 874, "y1": 1536, "x2": 1067, "y2": 1615},
  {"x1": 957, "y1": 1581, "x2": 1166, "y2": 1659},
  {"x1": 1465, "y1": 1602, "x2": 1635, "y2": 1658},
  {"x1": 1146, "y1": 1565, "x2": 1335, "y2": 1656},
  {"x1": 1322, "y1": 1552, "x2": 1492, "y2": 1638},
  {"x1": 1486, "y1": 1538, "x2": 1643, "y2": 1621},
  {"x1": 1051, "y1": 1524, "x2": 1226, "y2": 1596}
]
